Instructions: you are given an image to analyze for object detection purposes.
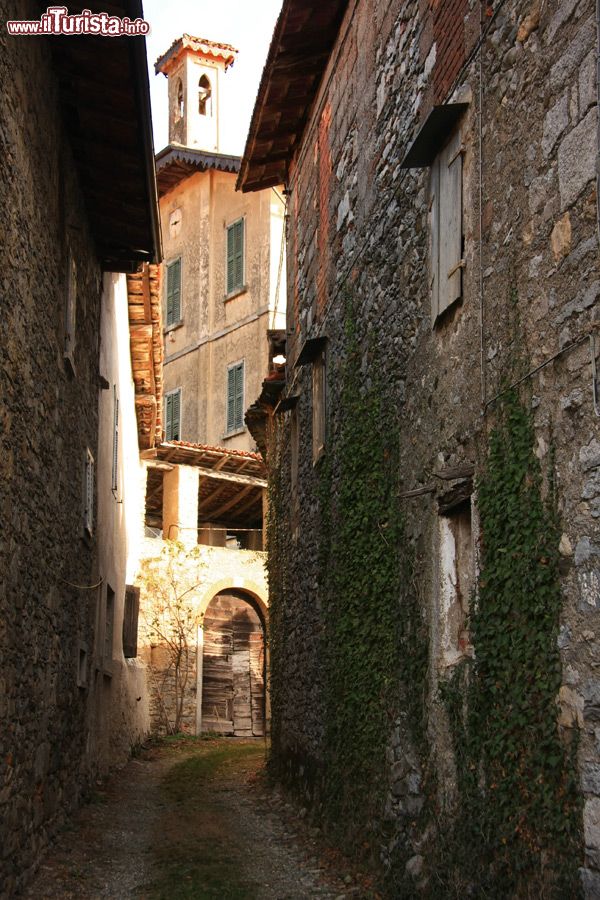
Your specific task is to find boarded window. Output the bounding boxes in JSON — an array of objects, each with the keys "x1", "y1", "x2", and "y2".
[
  {"x1": 165, "y1": 389, "x2": 181, "y2": 441},
  {"x1": 166, "y1": 258, "x2": 182, "y2": 326},
  {"x1": 226, "y1": 219, "x2": 244, "y2": 294},
  {"x1": 227, "y1": 362, "x2": 244, "y2": 433},
  {"x1": 123, "y1": 585, "x2": 140, "y2": 658},
  {"x1": 83, "y1": 448, "x2": 94, "y2": 535},
  {"x1": 439, "y1": 499, "x2": 474, "y2": 667},
  {"x1": 312, "y1": 350, "x2": 326, "y2": 463},
  {"x1": 430, "y1": 128, "x2": 463, "y2": 323}
]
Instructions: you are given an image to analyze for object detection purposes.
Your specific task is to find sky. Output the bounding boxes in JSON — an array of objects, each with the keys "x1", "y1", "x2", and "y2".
[{"x1": 143, "y1": 0, "x2": 283, "y2": 156}]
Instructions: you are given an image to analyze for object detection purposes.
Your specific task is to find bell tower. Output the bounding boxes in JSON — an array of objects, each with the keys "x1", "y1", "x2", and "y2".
[{"x1": 155, "y1": 35, "x2": 238, "y2": 153}]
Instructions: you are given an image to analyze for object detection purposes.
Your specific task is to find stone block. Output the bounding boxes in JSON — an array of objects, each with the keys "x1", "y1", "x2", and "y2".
[
  {"x1": 580, "y1": 866, "x2": 600, "y2": 898},
  {"x1": 579, "y1": 50, "x2": 597, "y2": 117},
  {"x1": 558, "y1": 108, "x2": 598, "y2": 209},
  {"x1": 550, "y1": 212, "x2": 571, "y2": 261},
  {"x1": 542, "y1": 93, "x2": 569, "y2": 158}
]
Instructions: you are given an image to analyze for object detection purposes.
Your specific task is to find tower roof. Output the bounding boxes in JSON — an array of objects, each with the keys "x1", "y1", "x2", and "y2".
[{"x1": 155, "y1": 34, "x2": 238, "y2": 76}]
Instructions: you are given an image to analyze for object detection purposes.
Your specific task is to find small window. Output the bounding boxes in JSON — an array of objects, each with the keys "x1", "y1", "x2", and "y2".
[
  {"x1": 430, "y1": 128, "x2": 464, "y2": 323},
  {"x1": 166, "y1": 258, "x2": 182, "y2": 327},
  {"x1": 111, "y1": 386, "x2": 119, "y2": 494},
  {"x1": 83, "y1": 448, "x2": 94, "y2": 536},
  {"x1": 104, "y1": 585, "x2": 115, "y2": 664},
  {"x1": 165, "y1": 388, "x2": 181, "y2": 441},
  {"x1": 199, "y1": 74, "x2": 212, "y2": 116},
  {"x1": 123, "y1": 585, "x2": 140, "y2": 658},
  {"x1": 227, "y1": 362, "x2": 244, "y2": 433},
  {"x1": 312, "y1": 350, "x2": 326, "y2": 464},
  {"x1": 64, "y1": 249, "x2": 77, "y2": 371},
  {"x1": 176, "y1": 79, "x2": 184, "y2": 119},
  {"x1": 77, "y1": 642, "x2": 88, "y2": 688},
  {"x1": 439, "y1": 499, "x2": 474, "y2": 667},
  {"x1": 226, "y1": 219, "x2": 244, "y2": 295}
]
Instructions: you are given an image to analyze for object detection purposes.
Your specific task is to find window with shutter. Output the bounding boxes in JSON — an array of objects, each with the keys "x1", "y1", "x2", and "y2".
[
  {"x1": 165, "y1": 389, "x2": 182, "y2": 441},
  {"x1": 312, "y1": 350, "x2": 326, "y2": 463},
  {"x1": 166, "y1": 258, "x2": 182, "y2": 327},
  {"x1": 226, "y1": 362, "x2": 244, "y2": 433},
  {"x1": 226, "y1": 219, "x2": 244, "y2": 295},
  {"x1": 123, "y1": 585, "x2": 140, "y2": 658},
  {"x1": 84, "y1": 448, "x2": 94, "y2": 535},
  {"x1": 111, "y1": 386, "x2": 119, "y2": 494},
  {"x1": 430, "y1": 129, "x2": 464, "y2": 323}
]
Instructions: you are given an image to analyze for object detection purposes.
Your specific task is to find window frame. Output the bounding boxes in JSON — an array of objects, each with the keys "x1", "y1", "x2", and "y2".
[
  {"x1": 165, "y1": 257, "x2": 182, "y2": 329},
  {"x1": 165, "y1": 388, "x2": 182, "y2": 441},
  {"x1": 226, "y1": 360, "x2": 245, "y2": 435},
  {"x1": 225, "y1": 218, "x2": 245, "y2": 297},
  {"x1": 111, "y1": 385, "x2": 119, "y2": 495},
  {"x1": 83, "y1": 447, "x2": 94, "y2": 537}
]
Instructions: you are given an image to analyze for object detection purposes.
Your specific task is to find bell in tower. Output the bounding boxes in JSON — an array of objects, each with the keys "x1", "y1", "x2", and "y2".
[{"x1": 155, "y1": 34, "x2": 238, "y2": 153}]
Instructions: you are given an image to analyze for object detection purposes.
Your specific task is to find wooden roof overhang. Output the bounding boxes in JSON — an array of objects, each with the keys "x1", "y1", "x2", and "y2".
[
  {"x1": 144, "y1": 442, "x2": 267, "y2": 528},
  {"x1": 237, "y1": 0, "x2": 349, "y2": 193},
  {"x1": 156, "y1": 145, "x2": 241, "y2": 197},
  {"x1": 51, "y1": 1, "x2": 162, "y2": 271},
  {"x1": 127, "y1": 263, "x2": 163, "y2": 450}
]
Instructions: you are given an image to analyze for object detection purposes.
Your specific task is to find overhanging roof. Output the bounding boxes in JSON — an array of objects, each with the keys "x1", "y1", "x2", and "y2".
[
  {"x1": 237, "y1": 0, "x2": 349, "y2": 193},
  {"x1": 156, "y1": 145, "x2": 241, "y2": 197},
  {"x1": 155, "y1": 34, "x2": 238, "y2": 75},
  {"x1": 51, "y1": 1, "x2": 161, "y2": 271},
  {"x1": 144, "y1": 441, "x2": 266, "y2": 528}
]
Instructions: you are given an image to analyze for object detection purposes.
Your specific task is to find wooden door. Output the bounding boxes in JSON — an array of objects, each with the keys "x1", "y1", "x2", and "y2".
[{"x1": 201, "y1": 593, "x2": 265, "y2": 736}]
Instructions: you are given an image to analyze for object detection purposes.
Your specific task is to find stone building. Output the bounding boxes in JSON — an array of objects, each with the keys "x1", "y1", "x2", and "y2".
[
  {"x1": 0, "y1": 6, "x2": 161, "y2": 894},
  {"x1": 240, "y1": 0, "x2": 600, "y2": 894}
]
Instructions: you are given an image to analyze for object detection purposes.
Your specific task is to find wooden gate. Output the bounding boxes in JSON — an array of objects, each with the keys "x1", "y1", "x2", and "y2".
[{"x1": 201, "y1": 592, "x2": 265, "y2": 736}]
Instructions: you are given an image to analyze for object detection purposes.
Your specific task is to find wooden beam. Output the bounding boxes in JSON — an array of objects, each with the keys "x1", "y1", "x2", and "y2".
[
  {"x1": 194, "y1": 466, "x2": 266, "y2": 488},
  {"x1": 206, "y1": 485, "x2": 255, "y2": 519}
]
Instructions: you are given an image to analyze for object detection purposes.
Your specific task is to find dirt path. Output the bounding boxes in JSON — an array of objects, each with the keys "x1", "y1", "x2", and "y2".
[{"x1": 25, "y1": 737, "x2": 369, "y2": 899}]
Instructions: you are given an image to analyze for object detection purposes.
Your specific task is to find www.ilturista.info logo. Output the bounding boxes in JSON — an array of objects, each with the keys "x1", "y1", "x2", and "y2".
[{"x1": 6, "y1": 6, "x2": 150, "y2": 36}]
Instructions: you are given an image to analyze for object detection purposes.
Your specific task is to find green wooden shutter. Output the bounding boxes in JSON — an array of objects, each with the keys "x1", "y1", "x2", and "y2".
[
  {"x1": 226, "y1": 221, "x2": 244, "y2": 294},
  {"x1": 166, "y1": 390, "x2": 181, "y2": 441},
  {"x1": 234, "y1": 362, "x2": 244, "y2": 429},
  {"x1": 167, "y1": 259, "x2": 181, "y2": 326},
  {"x1": 227, "y1": 366, "x2": 236, "y2": 432},
  {"x1": 234, "y1": 220, "x2": 244, "y2": 291}
]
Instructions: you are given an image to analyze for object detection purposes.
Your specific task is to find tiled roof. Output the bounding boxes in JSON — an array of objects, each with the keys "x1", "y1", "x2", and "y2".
[
  {"x1": 155, "y1": 34, "x2": 238, "y2": 75},
  {"x1": 163, "y1": 440, "x2": 263, "y2": 462},
  {"x1": 155, "y1": 145, "x2": 241, "y2": 197}
]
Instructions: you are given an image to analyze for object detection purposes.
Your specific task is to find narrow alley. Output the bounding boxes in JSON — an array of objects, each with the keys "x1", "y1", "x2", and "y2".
[{"x1": 24, "y1": 738, "x2": 367, "y2": 900}]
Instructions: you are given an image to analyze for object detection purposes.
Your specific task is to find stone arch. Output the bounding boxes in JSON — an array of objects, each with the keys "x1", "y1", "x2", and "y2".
[{"x1": 197, "y1": 577, "x2": 268, "y2": 625}]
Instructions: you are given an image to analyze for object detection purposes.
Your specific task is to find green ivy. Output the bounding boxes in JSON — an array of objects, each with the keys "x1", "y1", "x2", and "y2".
[
  {"x1": 435, "y1": 392, "x2": 582, "y2": 897},
  {"x1": 315, "y1": 296, "x2": 428, "y2": 855}
]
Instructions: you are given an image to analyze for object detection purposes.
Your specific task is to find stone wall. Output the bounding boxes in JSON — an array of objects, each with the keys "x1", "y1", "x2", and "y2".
[
  {"x1": 0, "y1": 12, "x2": 103, "y2": 895},
  {"x1": 266, "y1": 0, "x2": 600, "y2": 893}
]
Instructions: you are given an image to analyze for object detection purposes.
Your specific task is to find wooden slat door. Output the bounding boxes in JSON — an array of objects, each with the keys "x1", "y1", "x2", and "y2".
[{"x1": 201, "y1": 593, "x2": 265, "y2": 736}]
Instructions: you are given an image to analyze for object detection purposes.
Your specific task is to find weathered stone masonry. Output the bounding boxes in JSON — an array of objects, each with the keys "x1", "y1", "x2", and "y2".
[{"x1": 242, "y1": 0, "x2": 600, "y2": 893}]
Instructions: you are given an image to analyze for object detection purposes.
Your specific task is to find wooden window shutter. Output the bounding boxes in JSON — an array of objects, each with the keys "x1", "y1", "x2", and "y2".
[
  {"x1": 234, "y1": 362, "x2": 244, "y2": 430},
  {"x1": 84, "y1": 448, "x2": 94, "y2": 534},
  {"x1": 429, "y1": 158, "x2": 440, "y2": 323},
  {"x1": 227, "y1": 366, "x2": 236, "y2": 432},
  {"x1": 234, "y1": 220, "x2": 244, "y2": 291},
  {"x1": 312, "y1": 352, "x2": 326, "y2": 463},
  {"x1": 438, "y1": 130, "x2": 463, "y2": 316},
  {"x1": 166, "y1": 259, "x2": 181, "y2": 326},
  {"x1": 226, "y1": 220, "x2": 244, "y2": 294},
  {"x1": 122, "y1": 585, "x2": 140, "y2": 658},
  {"x1": 165, "y1": 390, "x2": 181, "y2": 441}
]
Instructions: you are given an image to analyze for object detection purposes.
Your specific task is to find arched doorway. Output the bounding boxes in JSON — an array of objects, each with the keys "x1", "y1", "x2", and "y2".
[{"x1": 200, "y1": 590, "x2": 265, "y2": 736}]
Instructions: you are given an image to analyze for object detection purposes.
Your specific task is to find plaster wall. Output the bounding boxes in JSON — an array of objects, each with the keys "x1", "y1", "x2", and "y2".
[{"x1": 160, "y1": 170, "x2": 285, "y2": 450}]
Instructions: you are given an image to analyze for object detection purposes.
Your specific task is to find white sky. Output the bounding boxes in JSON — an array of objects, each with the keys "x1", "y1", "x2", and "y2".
[{"x1": 143, "y1": 0, "x2": 283, "y2": 156}]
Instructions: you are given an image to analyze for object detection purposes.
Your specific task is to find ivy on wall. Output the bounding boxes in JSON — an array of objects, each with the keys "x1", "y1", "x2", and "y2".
[
  {"x1": 315, "y1": 299, "x2": 428, "y2": 852},
  {"x1": 436, "y1": 392, "x2": 582, "y2": 897}
]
